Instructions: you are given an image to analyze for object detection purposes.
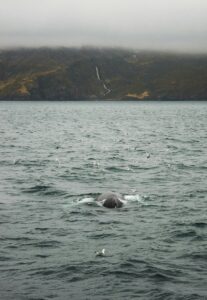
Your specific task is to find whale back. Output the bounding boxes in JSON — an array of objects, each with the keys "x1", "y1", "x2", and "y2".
[{"x1": 97, "y1": 192, "x2": 123, "y2": 208}]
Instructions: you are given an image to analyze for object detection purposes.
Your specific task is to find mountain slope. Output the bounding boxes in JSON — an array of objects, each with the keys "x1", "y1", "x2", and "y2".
[{"x1": 0, "y1": 48, "x2": 207, "y2": 100}]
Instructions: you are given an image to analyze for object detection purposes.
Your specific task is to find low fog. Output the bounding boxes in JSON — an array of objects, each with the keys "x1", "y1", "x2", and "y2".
[{"x1": 1, "y1": 0, "x2": 207, "y2": 53}]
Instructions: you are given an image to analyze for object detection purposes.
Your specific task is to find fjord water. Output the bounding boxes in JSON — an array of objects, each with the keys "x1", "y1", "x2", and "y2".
[{"x1": 0, "y1": 101, "x2": 206, "y2": 300}]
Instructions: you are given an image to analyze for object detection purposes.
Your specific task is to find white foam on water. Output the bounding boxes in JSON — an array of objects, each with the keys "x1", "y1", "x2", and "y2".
[
  {"x1": 124, "y1": 194, "x2": 144, "y2": 203},
  {"x1": 77, "y1": 197, "x2": 95, "y2": 204},
  {"x1": 96, "y1": 200, "x2": 104, "y2": 207}
]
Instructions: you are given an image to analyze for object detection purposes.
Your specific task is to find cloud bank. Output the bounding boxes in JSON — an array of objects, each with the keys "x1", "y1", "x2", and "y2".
[{"x1": 1, "y1": 0, "x2": 207, "y2": 52}]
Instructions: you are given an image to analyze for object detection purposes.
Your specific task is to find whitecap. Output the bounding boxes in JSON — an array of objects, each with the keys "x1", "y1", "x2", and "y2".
[
  {"x1": 124, "y1": 194, "x2": 144, "y2": 204},
  {"x1": 77, "y1": 197, "x2": 95, "y2": 205}
]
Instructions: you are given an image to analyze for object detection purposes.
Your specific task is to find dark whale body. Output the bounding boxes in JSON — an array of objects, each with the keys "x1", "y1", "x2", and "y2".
[{"x1": 97, "y1": 192, "x2": 124, "y2": 208}]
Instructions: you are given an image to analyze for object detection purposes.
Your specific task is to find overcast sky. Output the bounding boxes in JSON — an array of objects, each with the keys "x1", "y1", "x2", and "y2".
[{"x1": 1, "y1": 0, "x2": 207, "y2": 52}]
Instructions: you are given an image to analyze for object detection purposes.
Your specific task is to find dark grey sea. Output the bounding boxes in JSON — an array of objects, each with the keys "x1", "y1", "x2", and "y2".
[{"x1": 0, "y1": 101, "x2": 206, "y2": 300}]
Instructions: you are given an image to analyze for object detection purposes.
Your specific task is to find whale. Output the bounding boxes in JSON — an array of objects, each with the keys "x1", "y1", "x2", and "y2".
[{"x1": 97, "y1": 192, "x2": 124, "y2": 208}]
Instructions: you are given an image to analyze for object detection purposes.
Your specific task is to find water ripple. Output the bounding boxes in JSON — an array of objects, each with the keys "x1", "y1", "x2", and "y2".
[{"x1": 0, "y1": 101, "x2": 207, "y2": 299}]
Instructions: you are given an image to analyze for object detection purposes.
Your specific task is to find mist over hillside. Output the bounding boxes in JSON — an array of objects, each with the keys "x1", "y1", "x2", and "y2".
[{"x1": 0, "y1": 47, "x2": 207, "y2": 100}]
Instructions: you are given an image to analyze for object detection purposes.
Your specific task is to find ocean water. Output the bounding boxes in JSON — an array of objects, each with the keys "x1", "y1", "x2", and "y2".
[{"x1": 0, "y1": 101, "x2": 206, "y2": 300}]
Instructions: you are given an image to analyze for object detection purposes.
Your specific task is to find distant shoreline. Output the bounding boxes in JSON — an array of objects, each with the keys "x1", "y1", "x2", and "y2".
[
  {"x1": 1, "y1": 99, "x2": 207, "y2": 102},
  {"x1": 1, "y1": 48, "x2": 207, "y2": 101}
]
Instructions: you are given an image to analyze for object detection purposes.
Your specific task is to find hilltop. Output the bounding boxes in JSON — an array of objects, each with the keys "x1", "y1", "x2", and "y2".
[{"x1": 0, "y1": 47, "x2": 207, "y2": 100}]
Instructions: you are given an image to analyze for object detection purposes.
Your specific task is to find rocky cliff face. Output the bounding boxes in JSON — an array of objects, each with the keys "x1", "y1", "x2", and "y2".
[{"x1": 0, "y1": 47, "x2": 207, "y2": 100}]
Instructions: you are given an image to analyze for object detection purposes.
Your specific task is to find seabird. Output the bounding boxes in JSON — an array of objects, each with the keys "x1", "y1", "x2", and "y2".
[{"x1": 95, "y1": 249, "x2": 105, "y2": 257}]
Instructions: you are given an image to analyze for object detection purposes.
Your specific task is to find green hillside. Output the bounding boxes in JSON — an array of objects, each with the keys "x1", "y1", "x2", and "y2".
[{"x1": 0, "y1": 47, "x2": 207, "y2": 100}]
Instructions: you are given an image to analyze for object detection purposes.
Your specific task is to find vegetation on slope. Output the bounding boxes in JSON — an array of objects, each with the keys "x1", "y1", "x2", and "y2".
[{"x1": 0, "y1": 47, "x2": 207, "y2": 100}]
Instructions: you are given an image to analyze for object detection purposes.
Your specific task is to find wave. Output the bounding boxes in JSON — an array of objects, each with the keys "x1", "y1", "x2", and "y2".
[
  {"x1": 28, "y1": 240, "x2": 62, "y2": 249},
  {"x1": 172, "y1": 229, "x2": 198, "y2": 239},
  {"x1": 21, "y1": 184, "x2": 68, "y2": 197},
  {"x1": 176, "y1": 221, "x2": 207, "y2": 228}
]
